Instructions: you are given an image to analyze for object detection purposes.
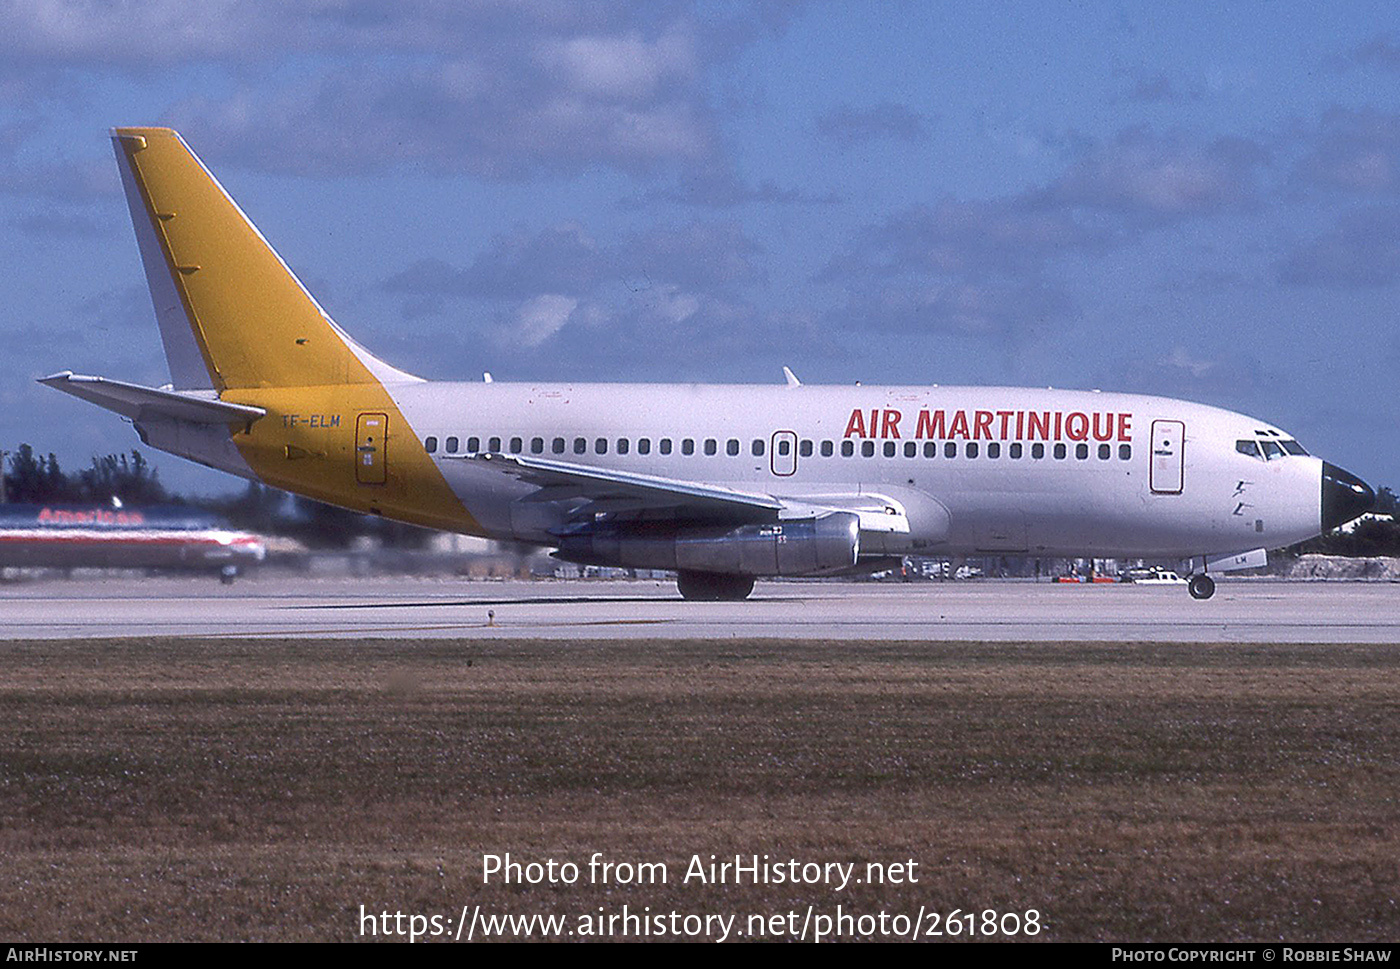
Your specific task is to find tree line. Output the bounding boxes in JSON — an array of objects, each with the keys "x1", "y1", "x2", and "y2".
[{"x1": 2, "y1": 444, "x2": 169, "y2": 505}]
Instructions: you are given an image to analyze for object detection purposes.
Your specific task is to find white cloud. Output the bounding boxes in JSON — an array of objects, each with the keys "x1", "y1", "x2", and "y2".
[
  {"x1": 1042, "y1": 128, "x2": 1268, "y2": 221},
  {"x1": 537, "y1": 27, "x2": 699, "y2": 100},
  {"x1": 0, "y1": 2, "x2": 791, "y2": 180},
  {"x1": 1296, "y1": 108, "x2": 1400, "y2": 195},
  {"x1": 513, "y1": 293, "x2": 578, "y2": 346}
]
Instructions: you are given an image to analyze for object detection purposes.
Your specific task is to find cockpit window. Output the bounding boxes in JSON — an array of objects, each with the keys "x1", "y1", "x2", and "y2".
[{"x1": 1239, "y1": 436, "x2": 1308, "y2": 460}]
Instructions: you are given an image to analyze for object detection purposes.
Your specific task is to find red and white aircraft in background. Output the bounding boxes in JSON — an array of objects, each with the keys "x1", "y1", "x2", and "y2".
[{"x1": 0, "y1": 503, "x2": 263, "y2": 581}]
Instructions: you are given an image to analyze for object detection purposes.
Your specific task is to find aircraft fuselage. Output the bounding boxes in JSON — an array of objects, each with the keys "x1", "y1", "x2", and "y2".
[{"x1": 164, "y1": 380, "x2": 1337, "y2": 562}]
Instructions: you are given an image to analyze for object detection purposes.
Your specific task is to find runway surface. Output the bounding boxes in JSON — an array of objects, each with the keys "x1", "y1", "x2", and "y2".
[{"x1": 0, "y1": 574, "x2": 1395, "y2": 641}]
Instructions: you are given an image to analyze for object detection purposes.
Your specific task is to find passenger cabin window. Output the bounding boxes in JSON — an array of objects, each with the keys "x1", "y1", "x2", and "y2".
[
  {"x1": 531, "y1": 437, "x2": 544, "y2": 454},
  {"x1": 1098, "y1": 443, "x2": 1111, "y2": 460},
  {"x1": 617, "y1": 438, "x2": 629, "y2": 455},
  {"x1": 822, "y1": 441, "x2": 834, "y2": 457},
  {"x1": 638, "y1": 438, "x2": 651, "y2": 455},
  {"x1": 595, "y1": 438, "x2": 608, "y2": 455},
  {"x1": 682, "y1": 439, "x2": 695, "y2": 455},
  {"x1": 1009, "y1": 442, "x2": 1022, "y2": 459},
  {"x1": 510, "y1": 437, "x2": 523, "y2": 453},
  {"x1": 446, "y1": 436, "x2": 459, "y2": 453},
  {"x1": 1075, "y1": 443, "x2": 1088, "y2": 460},
  {"x1": 862, "y1": 441, "x2": 875, "y2": 457},
  {"x1": 1054, "y1": 443, "x2": 1067, "y2": 460},
  {"x1": 488, "y1": 436, "x2": 501, "y2": 452},
  {"x1": 573, "y1": 437, "x2": 587, "y2": 455},
  {"x1": 800, "y1": 440, "x2": 813, "y2": 457},
  {"x1": 966, "y1": 442, "x2": 979, "y2": 458},
  {"x1": 841, "y1": 441, "x2": 855, "y2": 457},
  {"x1": 778, "y1": 439, "x2": 791, "y2": 456},
  {"x1": 425, "y1": 436, "x2": 438, "y2": 453},
  {"x1": 944, "y1": 442, "x2": 956, "y2": 458},
  {"x1": 727, "y1": 439, "x2": 740, "y2": 456},
  {"x1": 704, "y1": 438, "x2": 717, "y2": 456},
  {"x1": 904, "y1": 442, "x2": 917, "y2": 458},
  {"x1": 466, "y1": 436, "x2": 479, "y2": 453},
  {"x1": 988, "y1": 443, "x2": 1000, "y2": 459},
  {"x1": 752, "y1": 439, "x2": 764, "y2": 457},
  {"x1": 1032, "y1": 443, "x2": 1045, "y2": 459},
  {"x1": 661, "y1": 439, "x2": 673, "y2": 455},
  {"x1": 552, "y1": 437, "x2": 565, "y2": 454},
  {"x1": 924, "y1": 442, "x2": 936, "y2": 457},
  {"x1": 1119, "y1": 444, "x2": 1132, "y2": 460}
]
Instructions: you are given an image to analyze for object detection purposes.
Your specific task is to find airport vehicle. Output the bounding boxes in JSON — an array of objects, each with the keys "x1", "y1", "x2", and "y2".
[
  {"x1": 0, "y1": 503, "x2": 264, "y2": 581},
  {"x1": 41, "y1": 128, "x2": 1376, "y2": 601},
  {"x1": 1127, "y1": 570, "x2": 1188, "y2": 586}
]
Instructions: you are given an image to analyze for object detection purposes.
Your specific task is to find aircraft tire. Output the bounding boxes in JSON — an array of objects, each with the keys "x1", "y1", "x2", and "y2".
[
  {"x1": 1188, "y1": 573, "x2": 1215, "y2": 600},
  {"x1": 677, "y1": 570, "x2": 755, "y2": 601}
]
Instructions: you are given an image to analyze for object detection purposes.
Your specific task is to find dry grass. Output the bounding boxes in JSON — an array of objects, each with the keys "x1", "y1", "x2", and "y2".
[{"x1": 1, "y1": 638, "x2": 1397, "y2": 942}]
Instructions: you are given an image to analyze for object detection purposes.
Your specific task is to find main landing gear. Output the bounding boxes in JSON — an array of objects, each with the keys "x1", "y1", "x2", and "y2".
[
  {"x1": 677, "y1": 570, "x2": 755, "y2": 601},
  {"x1": 1187, "y1": 573, "x2": 1215, "y2": 600}
]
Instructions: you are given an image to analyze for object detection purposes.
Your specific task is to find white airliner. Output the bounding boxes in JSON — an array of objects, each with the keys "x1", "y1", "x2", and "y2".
[{"x1": 42, "y1": 128, "x2": 1375, "y2": 600}]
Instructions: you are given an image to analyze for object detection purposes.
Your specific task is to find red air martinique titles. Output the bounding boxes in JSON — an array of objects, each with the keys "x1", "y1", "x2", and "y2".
[{"x1": 842, "y1": 407, "x2": 1134, "y2": 442}]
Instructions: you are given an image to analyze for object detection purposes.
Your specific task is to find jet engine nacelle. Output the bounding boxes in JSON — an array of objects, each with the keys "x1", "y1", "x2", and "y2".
[{"x1": 556, "y1": 512, "x2": 860, "y2": 576}]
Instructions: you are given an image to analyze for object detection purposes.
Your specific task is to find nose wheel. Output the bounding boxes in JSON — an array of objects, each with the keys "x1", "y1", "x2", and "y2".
[{"x1": 1188, "y1": 573, "x2": 1215, "y2": 600}]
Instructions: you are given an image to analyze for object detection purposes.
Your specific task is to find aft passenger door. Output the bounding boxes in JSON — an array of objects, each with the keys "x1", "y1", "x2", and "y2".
[
  {"x1": 356, "y1": 412, "x2": 388, "y2": 485},
  {"x1": 770, "y1": 430, "x2": 797, "y2": 476},
  {"x1": 1150, "y1": 419, "x2": 1184, "y2": 494}
]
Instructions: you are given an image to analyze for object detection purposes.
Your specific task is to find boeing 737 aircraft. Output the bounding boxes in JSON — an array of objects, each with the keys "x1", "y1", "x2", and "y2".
[{"x1": 42, "y1": 128, "x2": 1376, "y2": 600}]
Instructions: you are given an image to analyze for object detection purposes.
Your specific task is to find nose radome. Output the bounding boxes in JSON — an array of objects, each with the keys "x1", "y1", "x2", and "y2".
[{"x1": 1321, "y1": 462, "x2": 1376, "y2": 532}]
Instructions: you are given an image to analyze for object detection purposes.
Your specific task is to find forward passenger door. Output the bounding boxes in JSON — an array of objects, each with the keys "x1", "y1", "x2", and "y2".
[{"x1": 1150, "y1": 420, "x2": 1184, "y2": 494}]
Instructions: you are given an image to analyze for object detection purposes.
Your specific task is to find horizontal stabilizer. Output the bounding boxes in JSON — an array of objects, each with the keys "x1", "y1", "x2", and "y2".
[{"x1": 39, "y1": 371, "x2": 266, "y2": 425}]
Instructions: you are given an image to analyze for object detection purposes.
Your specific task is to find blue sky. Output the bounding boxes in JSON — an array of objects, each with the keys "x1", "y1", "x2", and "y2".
[{"x1": 2, "y1": 1, "x2": 1398, "y2": 495}]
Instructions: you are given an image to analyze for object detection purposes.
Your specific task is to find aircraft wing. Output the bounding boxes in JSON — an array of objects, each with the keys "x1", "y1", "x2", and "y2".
[
  {"x1": 443, "y1": 452, "x2": 912, "y2": 533},
  {"x1": 39, "y1": 371, "x2": 266, "y2": 425},
  {"x1": 443, "y1": 452, "x2": 784, "y2": 522}
]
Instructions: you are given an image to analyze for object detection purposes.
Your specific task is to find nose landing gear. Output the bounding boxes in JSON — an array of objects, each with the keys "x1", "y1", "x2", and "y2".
[{"x1": 1187, "y1": 573, "x2": 1215, "y2": 600}]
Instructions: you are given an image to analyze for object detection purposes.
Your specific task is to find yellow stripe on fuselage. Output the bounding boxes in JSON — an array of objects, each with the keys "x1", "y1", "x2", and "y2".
[{"x1": 222, "y1": 384, "x2": 485, "y2": 535}]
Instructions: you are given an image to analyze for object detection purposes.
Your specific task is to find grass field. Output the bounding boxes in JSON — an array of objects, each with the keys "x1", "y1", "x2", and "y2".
[{"x1": 1, "y1": 637, "x2": 1397, "y2": 942}]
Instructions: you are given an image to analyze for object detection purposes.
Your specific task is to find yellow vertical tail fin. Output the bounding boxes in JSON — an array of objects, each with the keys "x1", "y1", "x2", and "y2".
[{"x1": 111, "y1": 127, "x2": 415, "y2": 390}]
